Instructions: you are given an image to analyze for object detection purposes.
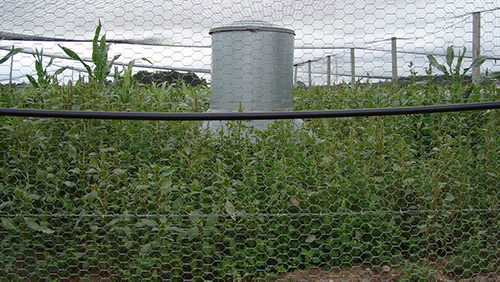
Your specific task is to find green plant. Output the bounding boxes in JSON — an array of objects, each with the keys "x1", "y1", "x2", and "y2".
[
  {"x1": 122, "y1": 58, "x2": 152, "y2": 89},
  {"x1": 26, "y1": 48, "x2": 67, "y2": 88},
  {"x1": 113, "y1": 58, "x2": 152, "y2": 103},
  {"x1": 0, "y1": 80, "x2": 498, "y2": 280},
  {"x1": 0, "y1": 47, "x2": 22, "y2": 65},
  {"x1": 426, "y1": 46, "x2": 487, "y2": 83},
  {"x1": 133, "y1": 70, "x2": 207, "y2": 86},
  {"x1": 484, "y1": 71, "x2": 500, "y2": 82},
  {"x1": 59, "y1": 20, "x2": 120, "y2": 86},
  {"x1": 400, "y1": 261, "x2": 438, "y2": 281}
]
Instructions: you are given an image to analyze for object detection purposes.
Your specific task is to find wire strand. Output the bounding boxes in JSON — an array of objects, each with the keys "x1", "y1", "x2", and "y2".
[{"x1": 1, "y1": 208, "x2": 498, "y2": 218}]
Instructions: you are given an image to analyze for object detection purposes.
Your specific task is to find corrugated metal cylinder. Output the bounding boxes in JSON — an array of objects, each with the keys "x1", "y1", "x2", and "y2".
[{"x1": 209, "y1": 20, "x2": 295, "y2": 111}]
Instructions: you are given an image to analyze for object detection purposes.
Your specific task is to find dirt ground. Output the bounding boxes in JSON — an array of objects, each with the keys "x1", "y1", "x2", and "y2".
[{"x1": 273, "y1": 264, "x2": 500, "y2": 281}]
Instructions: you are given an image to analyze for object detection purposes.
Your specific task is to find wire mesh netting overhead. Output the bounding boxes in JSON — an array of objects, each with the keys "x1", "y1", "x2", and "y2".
[
  {"x1": 0, "y1": 0, "x2": 499, "y2": 84},
  {"x1": 1, "y1": 0, "x2": 500, "y2": 281}
]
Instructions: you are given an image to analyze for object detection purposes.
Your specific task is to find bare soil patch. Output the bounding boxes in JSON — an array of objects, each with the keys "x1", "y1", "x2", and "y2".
[{"x1": 273, "y1": 264, "x2": 500, "y2": 281}]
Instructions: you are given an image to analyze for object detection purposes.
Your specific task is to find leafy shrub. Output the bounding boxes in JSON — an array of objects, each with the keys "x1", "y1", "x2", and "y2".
[
  {"x1": 134, "y1": 70, "x2": 207, "y2": 87},
  {"x1": 0, "y1": 62, "x2": 498, "y2": 280}
]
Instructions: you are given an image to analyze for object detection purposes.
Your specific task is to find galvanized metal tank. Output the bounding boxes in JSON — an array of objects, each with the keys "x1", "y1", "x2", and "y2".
[{"x1": 209, "y1": 20, "x2": 295, "y2": 111}]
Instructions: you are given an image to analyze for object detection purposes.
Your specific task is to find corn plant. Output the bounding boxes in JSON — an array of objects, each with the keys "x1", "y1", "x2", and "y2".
[
  {"x1": 426, "y1": 46, "x2": 487, "y2": 83},
  {"x1": 122, "y1": 58, "x2": 152, "y2": 89},
  {"x1": 26, "y1": 48, "x2": 67, "y2": 88},
  {"x1": 113, "y1": 58, "x2": 152, "y2": 102},
  {"x1": 59, "y1": 20, "x2": 120, "y2": 86}
]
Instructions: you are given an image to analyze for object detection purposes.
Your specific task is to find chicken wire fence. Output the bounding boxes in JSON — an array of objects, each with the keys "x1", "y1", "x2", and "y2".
[
  {"x1": 0, "y1": 0, "x2": 500, "y2": 280},
  {"x1": 0, "y1": 107, "x2": 499, "y2": 280},
  {"x1": 0, "y1": 0, "x2": 499, "y2": 85}
]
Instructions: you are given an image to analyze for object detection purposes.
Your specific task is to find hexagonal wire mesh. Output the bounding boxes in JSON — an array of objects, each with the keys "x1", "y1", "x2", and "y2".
[{"x1": 0, "y1": 0, "x2": 499, "y2": 280}]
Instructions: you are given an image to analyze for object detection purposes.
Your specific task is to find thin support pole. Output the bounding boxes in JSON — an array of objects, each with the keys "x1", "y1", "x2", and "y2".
[
  {"x1": 335, "y1": 58, "x2": 338, "y2": 84},
  {"x1": 327, "y1": 55, "x2": 331, "y2": 86},
  {"x1": 308, "y1": 60, "x2": 312, "y2": 88},
  {"x1": 472, "y1": 12, "x2": 481, "y2": 82},
  {"x1": 391, "y1": 37, "x2": 398, "y2": 85},
  {"x1": 294, "y1": 65, "x2": 298, "y2": 85},
  {"x1": 9, "y1": 45, "x2": 14, "y2": 86},
  {"x1": 350, "y1": 48, "x2": 355, "y2": 87}
]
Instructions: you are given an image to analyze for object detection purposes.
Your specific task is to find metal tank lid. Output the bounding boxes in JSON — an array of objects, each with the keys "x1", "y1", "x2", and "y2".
[{"x1": 209, "y1": 20, "x2": 295, "y2": 35}]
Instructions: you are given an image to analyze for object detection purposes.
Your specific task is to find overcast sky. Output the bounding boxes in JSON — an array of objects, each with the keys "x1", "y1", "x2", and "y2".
[{"x1": 1, "y1": 0, "x2": 498, "y2": 84}]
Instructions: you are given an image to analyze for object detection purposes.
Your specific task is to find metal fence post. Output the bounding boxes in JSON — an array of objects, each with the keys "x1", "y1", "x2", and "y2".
[
  {"x1": 335, "y1": 57, "x2": 338, "y2": 84},
  {"x1": 350, "y1": 48, "x2": 355, "y2": 87},
  {"x1": 391, "y1": 37, "x2": 398, "y2": 85},
  {"x1": 294, "y1": 65, "x2": 298, "y2": 85},
  {"x1": 472, "y1": 12, "x2": 481, "y2": 82},
  {"x1": 308, "y1": 60, "x2": 312, "y2": 88},
  {"x1": 9, "y1": 45, "x2": 14, "y2": 90},
  {"x1": 327, "y1": 55, "x2": 331, "y2": 86}
]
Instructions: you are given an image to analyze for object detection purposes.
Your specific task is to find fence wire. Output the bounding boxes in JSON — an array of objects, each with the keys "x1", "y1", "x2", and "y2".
[
  {"x1": 1, "y1": 91, "x2": 499, "y2": 280},
  {"x1": 0, "y1": 0, "x2": 499, "y2": 85},
  {"x1": 1, "y1": 0, "x2": 500, "y2": 280}
]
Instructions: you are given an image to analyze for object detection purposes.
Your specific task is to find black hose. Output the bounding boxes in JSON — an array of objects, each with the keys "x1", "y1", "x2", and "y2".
[{"x1": 0, "y1": 102, "x2": 499, "y2": 121}]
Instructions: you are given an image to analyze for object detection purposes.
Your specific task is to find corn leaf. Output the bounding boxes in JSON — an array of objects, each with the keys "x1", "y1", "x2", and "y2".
[
  {"x1": 93, "y1": 20, "x2": 102, "y2": 49},
  {"x1": 35, "y1": 60, "x2": 43, "y2": 75},
  {"x1": 470, "y1": 55, "x2": 487, "y2": 69},
  {"x1": 47, "y1": 56, "x2": 55, "y2": 67},
  {"x1": 426, "y1": 54, "x2": 447, "y2": 75},
  {"x1": 463, "y1": 55, "x2": 487, "y2": 75},
  {"x1": 140, "y1": 57, "x2": 152, "y2": 65},
  {"x1": 0, "y1": 48, "x2": 22, "y2": 64},
  {"x1": 59, "y1": 45, "x2": 93, "y2": 77},
  {"x1": 446, "y1": 46, "x2": 454, "y2": 68},
  {"x1": 107, "y1": 54, "x2": 121, "y2": 70},
  {"x1": 53, "y1": 66, "x2": 68, "y2": 76},
  {"x1": 455, "y1": 48, "x2": 466, "y2": 76},
  {"x1": 26, "y1": 75, "x2": 40, "y2": 88}
]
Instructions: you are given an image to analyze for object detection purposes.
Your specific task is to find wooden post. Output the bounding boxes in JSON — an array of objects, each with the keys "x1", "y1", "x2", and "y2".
[
  {"x1": 350, "y1": 48, "x2": 355, "y2": 87},
  {"x1": 294, "y1": 65, "x2": 298, "y2": 85},
  {"x1": 472, "y1": 12, "x2": 481, "y2": 82},
  {"x1": 326, "y1": 55, "x2": 331, "y2": 86},
  {"x1": 308, "y1": 60, "x2": 312, "y2": 88},
  {"x1": 391, "y1": 37, "x2": 398, "y2": 85}
]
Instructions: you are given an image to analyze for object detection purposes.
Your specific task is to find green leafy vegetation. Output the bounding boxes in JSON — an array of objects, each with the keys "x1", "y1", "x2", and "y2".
[
  {"x1": 133, "y1": 70, "x2": 208, "y2": 87},
  {"x1": 0, "y1": 47, "x2": 22, "y2": 65},
  {"x1": 0, "y1": 76, "x2": 498, "y2": 280},
  {"x1": 59, "y1": 20, "x2": 120, "y2": 87},
  {"x1": 426, "y1": 46, "x2": 487, "y2": 83},
  {"x1": 0, "y1": 23, "x2": 498, "y2": 279},
  {"x1": 26, "y1": 48, "x2": 67, "y2": 88}
]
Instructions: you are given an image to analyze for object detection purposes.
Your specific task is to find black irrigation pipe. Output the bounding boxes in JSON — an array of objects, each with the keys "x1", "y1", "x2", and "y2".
[{"x1": 1, "y1": 102, "x2": 499, "y2": 121}]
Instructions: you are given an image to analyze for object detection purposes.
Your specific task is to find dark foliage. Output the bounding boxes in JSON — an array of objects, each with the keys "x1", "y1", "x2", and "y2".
[{"x1": 134, "y1": 70, "x2": 207, "y2": 86}]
